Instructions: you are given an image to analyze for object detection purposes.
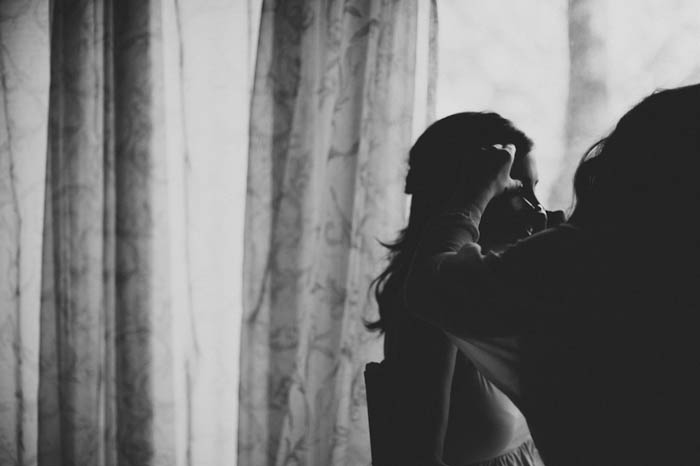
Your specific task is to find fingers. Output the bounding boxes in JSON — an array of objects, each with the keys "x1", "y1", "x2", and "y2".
[
  {"x1": 489, "y1": 144, "x2": 516, "y2": 172},
  {"x1": 489, "y1": 143, "x2": 519, "y2": 194},
  {"x1": 493, "y1": 143, "x2": 516, "y2": 158},
  {"x1": 504, "y1": 178, "x2": 523, "y2": 192},
  {"x1": 448, "y1": 142, "x2": 520, "y2": 210}
]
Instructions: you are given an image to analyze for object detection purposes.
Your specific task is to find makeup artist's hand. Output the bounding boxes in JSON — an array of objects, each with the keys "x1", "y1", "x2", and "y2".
[{"x1": 448, "y1": 144, "x2": 522, "y2": 216}]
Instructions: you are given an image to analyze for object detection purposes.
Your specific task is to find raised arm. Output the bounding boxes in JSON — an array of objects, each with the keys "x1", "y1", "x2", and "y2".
[{"x1": 403, "y1": 144, "x2": 536, "y2": 339}]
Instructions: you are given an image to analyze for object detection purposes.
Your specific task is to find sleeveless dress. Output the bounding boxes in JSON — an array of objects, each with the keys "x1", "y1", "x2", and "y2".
[
  {"x1": 443, "y1": 350, "x2": 543, "y2": 466},
  {"x1": 446, "y1": 349, "x2": 542, "y2": 466}
]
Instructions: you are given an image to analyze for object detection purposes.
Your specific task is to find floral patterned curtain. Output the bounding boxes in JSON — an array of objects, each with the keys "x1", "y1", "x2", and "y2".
[
  {"x1": 0, "y1": 0, "x2": 252, "y2": 465},
  {"x1": 238, "y1": 1, "x2": 435, "y2": 465}
]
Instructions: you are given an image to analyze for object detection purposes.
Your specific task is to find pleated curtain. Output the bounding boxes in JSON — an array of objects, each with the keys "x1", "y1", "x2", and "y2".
[
  {"x1": 0, "y1": 0, "x2": 251, "y2": 465},
  {"x1": 238, "y1": 1, "x2": 435, "y2": 465},
  {"x1": 38, "y1": 1, "x2": 174, "y2": 464}
]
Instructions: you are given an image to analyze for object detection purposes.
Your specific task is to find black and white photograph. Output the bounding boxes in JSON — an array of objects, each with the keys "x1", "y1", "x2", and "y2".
[{"x1": 2, "y1": 1, "x2": 700, "y2": 465}]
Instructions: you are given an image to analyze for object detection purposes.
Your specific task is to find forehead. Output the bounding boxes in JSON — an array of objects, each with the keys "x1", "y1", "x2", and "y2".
[{"x1": 511, "y1": 151, "x2": 538, "y2": 181}]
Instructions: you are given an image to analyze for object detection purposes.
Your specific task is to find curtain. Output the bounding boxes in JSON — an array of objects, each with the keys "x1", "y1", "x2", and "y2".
[
  {"x1": 549, "y1": 0, "x2": 610, "y2": 207},
  {"x1": 1, "y1": 2, "x2": 50, "y2": 465},
  {"x1": 0, "y1": 0, "x2": 253, "y2": 465},
  {"x1": 549, "y1": 0, "x2": 700, "y2": 207},
  {"x1": 38, "y1": 1, "x2": 174, "y2": 464},
  {"x1": 238, "y1": 1, "x2": 435, "y2": 465}
]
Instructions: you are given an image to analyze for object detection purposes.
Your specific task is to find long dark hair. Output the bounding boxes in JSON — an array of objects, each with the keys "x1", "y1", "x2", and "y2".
[{"x1": 367, "y1": 112, "x2": 533, "y2": 333}]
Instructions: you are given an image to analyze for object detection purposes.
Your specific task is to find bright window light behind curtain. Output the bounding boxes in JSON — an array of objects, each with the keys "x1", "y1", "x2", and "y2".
[
  {"x1": 437, "y1": 0, "x2": 700, "y2": 211},
  {"x1": 162, "y1": 0, "x2": 261, "y2": 464}
]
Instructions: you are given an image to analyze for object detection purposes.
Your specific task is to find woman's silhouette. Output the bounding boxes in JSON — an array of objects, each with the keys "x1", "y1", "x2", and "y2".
[
  {"x1": 368, "y1": 112, "x2": 557, "y2": 466},
  {"x1": 405, "y1": 84, "x2": 700, "y2": 465}
]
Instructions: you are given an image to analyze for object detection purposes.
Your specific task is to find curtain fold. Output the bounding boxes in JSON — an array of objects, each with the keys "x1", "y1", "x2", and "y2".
[
  {"x1": 0, "y1": 2, "x2": 50, "y2": 465},
  {"x1": 38, "y1": 1, "x2": 175, "y2": 465},
  {"x1": 0, "y1": 0, "x2": 252, "y2": 465},
  {"x1": 550, "y1": 0, "x2": 610, "y2": 209},
  {"x1": 239, "y1": 1, "x2": 429, "y2": 465}
]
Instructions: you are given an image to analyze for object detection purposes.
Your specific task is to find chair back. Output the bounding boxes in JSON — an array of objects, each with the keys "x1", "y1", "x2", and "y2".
[{"x1": 364, "y1": 361, "x2": 393, "y2": 466}]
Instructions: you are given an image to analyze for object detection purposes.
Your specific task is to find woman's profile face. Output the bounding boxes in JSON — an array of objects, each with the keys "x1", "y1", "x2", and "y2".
[{"x1": 479, "y1": 150, "x2": 547, "y2": 248}]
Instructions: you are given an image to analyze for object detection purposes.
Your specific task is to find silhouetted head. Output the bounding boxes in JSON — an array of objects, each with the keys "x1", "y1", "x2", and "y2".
[
  {"x1": 405, "y1": 112, "x2": 548, "y2": 246},
  {"x1": 368, "y1": 112, "x2": 545, "y2": 334},
  {"x1": 571, "y1": 84, "x2": 700, "y2": 237}
]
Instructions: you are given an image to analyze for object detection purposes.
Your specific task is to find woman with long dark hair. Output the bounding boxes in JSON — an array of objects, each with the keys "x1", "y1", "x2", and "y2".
[
  {"x1": 404, "y1": 84, "x2": 700, "y2": 465},
  {"x1": 367, "y1": 112, "x2": 559, "y2": 466}
]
